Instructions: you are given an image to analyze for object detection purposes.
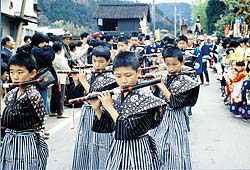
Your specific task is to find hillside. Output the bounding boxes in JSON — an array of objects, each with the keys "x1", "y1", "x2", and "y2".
[
  {"x1": 156, "y1": 3, "x2": 192, "y2": 26},
  {"x1": 38, "y1": 0, "x2": 174, "y2": 33}
]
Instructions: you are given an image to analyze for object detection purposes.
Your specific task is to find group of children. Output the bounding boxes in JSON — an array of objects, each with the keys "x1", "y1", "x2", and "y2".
[
  {"x1": 0, "y1": 31, "x2": 201, "y2": 170},
  {"x1": 215, "y1": 37, "x2": 250, "y2": 122}
]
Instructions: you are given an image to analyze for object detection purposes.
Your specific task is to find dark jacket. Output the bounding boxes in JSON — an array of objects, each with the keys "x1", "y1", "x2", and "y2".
[
  {"x1": 31, "y1": 46, "x2": 58, "y2": 84},
  {"x1": 1, "y1": 48, "x2": 12, "y2": 64}
]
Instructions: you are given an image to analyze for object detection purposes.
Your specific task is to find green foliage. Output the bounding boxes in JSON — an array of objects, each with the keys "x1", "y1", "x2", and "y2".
[
  {"x1": 191, "y1": 0, "x2": 208, "y2": 33},
  {"x1": 215, "y1": 0, "x2": 250, "y2": 36},
  {"x1": 38, "y1": 0, "x2": 97, "y2": 32},
  {"x1": 206, "y1": 0, "x2": 227, "y2": 34},
  {"x1": 38, "y1": 0, "x2": 175, "y2": 35}
]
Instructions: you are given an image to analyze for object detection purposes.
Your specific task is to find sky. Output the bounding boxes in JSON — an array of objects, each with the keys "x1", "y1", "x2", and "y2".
[{"x1": 137, "y1": 0, "x2": 193, "y2": 4}]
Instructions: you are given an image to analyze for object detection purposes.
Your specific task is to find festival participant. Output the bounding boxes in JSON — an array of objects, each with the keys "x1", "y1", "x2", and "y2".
[
  {"x1": 0, "y1": 51, "x2": 48, "y2": 170},
  {"x1": 72, "y1": 46, "x2": 118, "y2": 170},
  {"x1": 151, "y1": 47, "x2": 200, "y2": 170},
  {"x1": 90, "y1": 51, "x2": 166, "y2": 169},
  {"x1": 241, "y1": 61, "x2": 250, "y2": 122},
  {"x1": 230, "y1": 61, "x2": 247, "y2": 118}
]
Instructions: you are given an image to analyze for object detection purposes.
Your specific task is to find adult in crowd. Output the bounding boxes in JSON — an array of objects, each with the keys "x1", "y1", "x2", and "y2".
[
  {"x1": 1, "y1": 36, "x2": 15, "y2": 64},
  {"x1": 31, "y1": 32, "x2": 56, "y2": 116}
]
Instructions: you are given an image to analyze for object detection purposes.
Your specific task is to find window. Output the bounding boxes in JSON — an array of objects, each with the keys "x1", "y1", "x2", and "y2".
[{"x1": 9, "y1": 1, "x2": 13, "y2": 9}]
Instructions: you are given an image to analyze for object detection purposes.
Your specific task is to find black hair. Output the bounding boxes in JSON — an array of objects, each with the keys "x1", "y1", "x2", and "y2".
[
  {"x1": 139, "y1": 36, "x2": 144, "y2": 41},
  {"x1": 92, "y1": 46, "x2": 110, "y2": 61},
  {"x1": 131, "y1": 32, "x2": 139, "y2": 38},
  {"x1": 8, "y1": 51, "x2": 37, "y2": 73},
  {"x1": 229, "y1": 39, "x2": 239, "y2": 48},
  {"x1": 187, "y1": 30, "x2": 193, "y2": 34},
  {"x1": 222, "y1": 37, "x2": 231, "y2": 49},
  {"x1": 246, "y1": 61, "x2": 250, "y2": 73},
  {"x1": 236, "y1": 61, "x2": 245, "y2": 67},
  {"x1": 31, "y1": 32, "x2": 48, "y2": 46},
  {"x1": 161, "y1": 36, "x2": 176, "y2": 47},
  {"x1": 1, "y1": 63, "x2": 8, "y2": 75},
  {"x1": 16, "y1": 44, "x2": 33, "y2": 54},
  {"x1": 76, "y1": 41, "x2": 82, "y2": 47},
  {"x1": 105, "y1": 35, "x2": 113, "y2": 42},
  {"x1": 1, "y1": 36, "x2": 11, "y2": 46},
  {"x1": 117, "y1": 36, "x2": 128, "y2": 45},
  {"x1": 145, "y1": 35, "x2": 150, "y2": 40},
  {"x1": 162, "y1": 47, "x2": 183, "y2": 62},
  {"x1": 242, "y1": 38, "x2": 249, "y2": 45},
  {"x1": 80, "y1": 32, "x2": 89, "y2": 39},
  {"x1": 113, "y1": 51, "x2": 139, "y2": 72},
  {"x1": 177, "y1": 35, "x2": 188, "y2": 43},
  {"x1": 226, "y1": 48, "x2": 234, "y2": 55},
  {"x1": 69, "y1": 42, "x2": 78, "y2": 52},
  {"x1": 52, "y1": 41, "x2": 63, "y2": 53},
  {"x1": 24, "y1": 35, "x2": 32, "y2": 42}
]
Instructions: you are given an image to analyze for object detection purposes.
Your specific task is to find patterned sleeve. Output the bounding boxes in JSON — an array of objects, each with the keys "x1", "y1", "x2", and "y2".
[
  {"x1": 169, "y1": 86, "x2": 199, "y2": 108},
  {"x1": 115, "y1": 107, "x2": 161, "y2": 140},
  {"x1": 29, "y1": 89, "x2": 45, "y2": 123}
]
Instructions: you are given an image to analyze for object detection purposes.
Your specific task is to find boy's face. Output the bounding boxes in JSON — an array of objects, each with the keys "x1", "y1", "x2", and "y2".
[
  {"x1": 150, "y1": 38, "x2": 155, "y2": 44},
  {"x1": 114, "y1": 66, "x2": 138, "y2": 88},
  {"x1": 187, "y1": 37, "x2": 194, "y2": 47},
  {"x1": 62, "y1": 37, "x2": 71, "y2": 46},
  {"x1": 92, "y1": 55, "x2": 109, "y2": 70},
  {"x1": 130, "y1": 37, "x2": 138, "y2": 47},
  {"x1": 164, "y1": 57, "x2": 183, "y2": 74},
  {"x1": 177, "y1": 40, "x2": 187, "y2": 51},
  {"x1": 117, "y1": 42, "x2": 128, "y2": 52},
  {"x1": 9, "y1": 65, "x2": 36, "y2": 83}
]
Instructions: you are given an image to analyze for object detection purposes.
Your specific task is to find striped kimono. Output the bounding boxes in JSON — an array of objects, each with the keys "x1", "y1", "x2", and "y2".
[
  {"x1": 92, "y1": 89, "x2": 166, "y2": 170},
  {"x1": 72, "y1": 72, "x2": 118, "y2": 170},
  {"x1": 0, "y1": 86, "x2": 48, "y2": 170},
  {"x1": 151, "y1": 73, "x2": 200, "y2": 170}
]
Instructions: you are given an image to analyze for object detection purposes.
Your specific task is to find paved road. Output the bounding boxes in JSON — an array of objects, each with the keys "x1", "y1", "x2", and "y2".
[{"x1": 46, "y1": 72, "x2": 250, "y2": 170}]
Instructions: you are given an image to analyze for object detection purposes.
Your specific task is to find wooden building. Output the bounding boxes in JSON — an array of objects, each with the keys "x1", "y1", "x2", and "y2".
[{"x1": 93, "y1": 3, "x2": 151, "y2": 36}]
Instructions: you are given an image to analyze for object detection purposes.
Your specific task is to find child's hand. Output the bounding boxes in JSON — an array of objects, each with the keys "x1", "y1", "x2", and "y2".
[
  {"x1": 155, "y1": 74, "x2": 168, "y2": 92},
  {"x1": 98, "y1": 91, "x2": 114, "y2": 111},
  {"x1": 78, "y1": 69, "x2": 88, "y2": 84}
]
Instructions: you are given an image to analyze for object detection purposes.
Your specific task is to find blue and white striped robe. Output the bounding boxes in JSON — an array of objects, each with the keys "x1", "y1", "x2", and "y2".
[
  {"x1": 151, "y1": 74, "x2": 200, "y2": 170},
  {"x1": 92, "y1": 89, "x2": 166, "y2": 170},
  {"x1": 0, "y1": 86, "x2": 48, "y2": 170},
  {"x1": 72, "y1": 72, "x2": 118, "y2": 170}
]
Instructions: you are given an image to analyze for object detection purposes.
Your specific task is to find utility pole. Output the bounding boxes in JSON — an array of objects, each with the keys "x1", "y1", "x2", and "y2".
[
  {"x1": 15, "y1": 0, "x2": 27, "y2": 50},
  {"x1": 179, "y1": 10, "x2": 182, "y2": 35},
  {"x1": 152, "y1": 0, "x2": 156, "y2": 36},
  {"x1": 174, "y1": 0, "x2": 176, "y2": 38}
]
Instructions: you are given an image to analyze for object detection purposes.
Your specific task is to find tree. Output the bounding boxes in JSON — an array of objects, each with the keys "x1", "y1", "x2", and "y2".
[
  {"x1": 206, "y1": 0, "x2": 227, "y2": 34},
  {"x1": 215, "y1": 0, "x2": 250, "y2": 36},
  {"x1": 191, "y1": 0, "x2": 208, "y2": 33}
]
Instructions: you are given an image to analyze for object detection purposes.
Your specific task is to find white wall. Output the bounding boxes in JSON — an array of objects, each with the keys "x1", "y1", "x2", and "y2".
[
  {"x1": 1, "y1": 0, "x2": 38, "y2": 18},
  {"x1": 1, "y1": 0, "x2": 38, "y2": 46}
]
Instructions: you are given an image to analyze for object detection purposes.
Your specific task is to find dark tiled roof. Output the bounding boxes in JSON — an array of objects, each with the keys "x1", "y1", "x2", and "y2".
[{"x1": 93, "y1": 3, "x2": 151, "y2": 21}]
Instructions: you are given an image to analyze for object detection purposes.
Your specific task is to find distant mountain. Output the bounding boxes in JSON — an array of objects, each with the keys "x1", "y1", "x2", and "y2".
[
  {"x1": 38, "y1": 0, "x2": 97, "y2": 30},
  {"x1": 38, "y1": 0, "x2": 175, "y2": 33},
  {"x1": 156, "y1": 3, "x2": 192, "y2": 26}
]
